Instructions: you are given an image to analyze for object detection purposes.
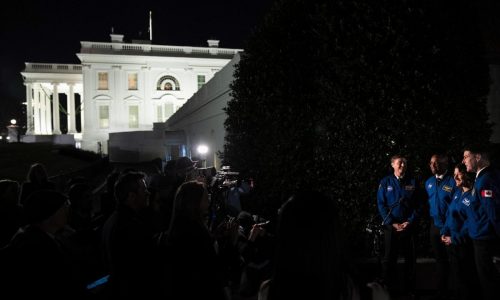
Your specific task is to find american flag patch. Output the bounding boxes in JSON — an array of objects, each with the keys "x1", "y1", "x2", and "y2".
[{"x1": 481, "y1": 190, "x2": 493, "y2": 198}]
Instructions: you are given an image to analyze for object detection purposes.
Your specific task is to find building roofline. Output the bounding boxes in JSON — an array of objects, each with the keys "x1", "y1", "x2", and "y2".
[{"x1": 80, "y1": 41, "x2": 243, "y2": 59}]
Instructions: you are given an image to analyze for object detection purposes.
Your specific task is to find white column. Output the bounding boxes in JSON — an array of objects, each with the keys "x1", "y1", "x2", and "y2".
[
  {"x1": 33, "y1": 85, "x2": 40, "y2": 134},
  {"x1": 45, "y1": 88, "x2": 52, "y2": 134},
  {"x1": 79, "y1": 91, "x2": 84, "y2": 132},
  {"x1": 25, "y1": 83, "x2": 34, "y2": 135},
  {"x1": 67, "y1": 83, "x2": 76, "y2": 134},
  {"x1": 52, "y1": 83, "x2": 61, "y2": 134},
  {"x1": 81, "y1": 64, "x2": 93, "y2": 151},
  {"x1": 40, "y1": 87, "x2": 47, "y2": 134}
]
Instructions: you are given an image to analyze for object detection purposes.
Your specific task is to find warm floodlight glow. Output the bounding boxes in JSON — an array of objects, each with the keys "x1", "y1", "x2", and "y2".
[
  {"x1": 10, "y1": 119, "x2": 16, "y2": 125},
  {"x1": 197, "y1": 144, "x2": 209, "y2": 155}
]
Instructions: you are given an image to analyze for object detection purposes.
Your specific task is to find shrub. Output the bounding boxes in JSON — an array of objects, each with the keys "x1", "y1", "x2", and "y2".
[{"x1": 224, "y1": 0, "x2": 491, "y2": 256}]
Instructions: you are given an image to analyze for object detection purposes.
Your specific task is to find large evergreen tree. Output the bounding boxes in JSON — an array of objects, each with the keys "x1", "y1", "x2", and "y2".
[{"x1": 224, "y1": 0, "x2": 491, "y2": 254}]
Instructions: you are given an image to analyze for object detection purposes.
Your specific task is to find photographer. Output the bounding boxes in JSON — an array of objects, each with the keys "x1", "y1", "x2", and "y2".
[
  {"x1": 175, "y1": 157, "x2": 198, "y2": 183},
  {"x1": 236, "y1": 211, "x2": 274, "y2": 297},
  {"x1": 226, "y1": 179, "x2": 251, "y2": 216},
  {"x1": 211, "y1": 210, "x2": 274, "y2": 298},
  {"x1": 206, "y1": 166, "x2": 243, "y2": 232}
]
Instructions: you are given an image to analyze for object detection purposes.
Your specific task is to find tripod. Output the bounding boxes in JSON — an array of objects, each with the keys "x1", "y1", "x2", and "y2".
[{"x1": 366, "y1": 199, "x2": 402, "y2": 276}]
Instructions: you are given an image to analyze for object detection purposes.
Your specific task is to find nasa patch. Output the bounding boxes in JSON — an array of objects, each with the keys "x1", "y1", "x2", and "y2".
[
  {"x1": 462, "y1": 198, "x2": 471, "y2": 206},
  {"x1": 442, "y1": 185, "x2": 453, "y2": 193},
  {"x1": 387, "y1": 186, "x2": 393, "y2": 192}
]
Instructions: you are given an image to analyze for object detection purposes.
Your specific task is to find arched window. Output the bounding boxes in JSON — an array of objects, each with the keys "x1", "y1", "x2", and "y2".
[{"x1": 157, "y1": 75, "x2": 180, "y2": 91}]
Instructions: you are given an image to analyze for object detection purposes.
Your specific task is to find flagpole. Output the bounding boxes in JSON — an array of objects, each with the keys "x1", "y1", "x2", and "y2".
[{"x1": 149, "y1": 11, "x2": 153, "y2": 41}]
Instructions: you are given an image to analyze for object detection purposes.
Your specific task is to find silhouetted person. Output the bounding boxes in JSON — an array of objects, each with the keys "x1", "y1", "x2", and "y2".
[
  {"x1": 226, "y1": 179, "x2": 251, "y2": 216},
  {"x1": 0, "y1": 179, "x2": 23, "y2": 247},
  {"x1": 0, "y1": 190, "x2": 80, "y2": 298},
  {"x1": 19, "y1": 163, "x2": 55, "y2": 205},
  {"x1": 101, "y1": 171, "x2": 159, "y2": 298},
  {"x1": 99, "y1": 170, "x2": 120, "y2": 221},
  {"x1": 68, "y1": 183, "x2": 93, "y2": 232},
  {"x1": 61, "y1": 182, "x2": 105, "y2": 290},
  {"x1": 236, "y1": 211, "x2": 274, "y2": 297},
  {"x1": 258, "y1": 191, "x2": 360, "y2": 300},
  {"x1": 162, "y1": 157, "x2": 198, "y2": 229},
  {"x1": 162, "y1": 181, "x2": 227, "y2": 299},
  {"x1": 148, "y1": 160, "x2": 177, "y2": 231}
]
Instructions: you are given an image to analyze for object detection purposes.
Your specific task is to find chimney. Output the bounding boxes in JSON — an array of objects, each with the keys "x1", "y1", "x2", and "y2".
[
  {"x1": 207, "y1": 39, "x2": 219, "y2": 48},
  {"x1": 110, "y1": 34, "x2": 124, "y2": 43}
]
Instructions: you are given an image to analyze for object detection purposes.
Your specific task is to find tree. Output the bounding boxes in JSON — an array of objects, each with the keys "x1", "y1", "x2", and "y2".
[{"x1": 224, "y1": 0, "x2": 491, "y2": 255}]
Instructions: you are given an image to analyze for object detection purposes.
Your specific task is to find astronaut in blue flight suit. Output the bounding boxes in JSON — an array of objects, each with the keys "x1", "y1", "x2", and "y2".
[
  {"x1": 462, "y1": 146, "x2": 500, "y2": 300},
  {"x1": 424, "y1": 154, "x2": 457, "y2": 297},
  {"x1": 441, "y1": 163, "x2": 480, "y2": 300},
  {"x1": 377, "y1": 154, "x2": 418, "y2": 293}
]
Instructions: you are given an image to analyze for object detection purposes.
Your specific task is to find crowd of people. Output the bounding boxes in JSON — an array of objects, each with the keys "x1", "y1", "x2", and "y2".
[
  {"x1": 0, "y1": 146, "x2": 498, "y2": 299},
  {"x1": 0, "y1": 157, "x2": 327, "y2": 299},
  {"x1": 376, "y1": 146, "x2": 500, "y2": 300}
]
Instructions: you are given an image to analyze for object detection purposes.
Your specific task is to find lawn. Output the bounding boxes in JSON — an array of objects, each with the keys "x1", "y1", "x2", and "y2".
[{"x1": 0, "y1": 142, "x2": 102, "y2": 183}]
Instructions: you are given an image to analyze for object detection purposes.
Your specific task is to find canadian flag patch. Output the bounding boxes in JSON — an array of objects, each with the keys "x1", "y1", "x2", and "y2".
[{"x1": 481, "y1": 190, "x2": 493, "y2": 198}]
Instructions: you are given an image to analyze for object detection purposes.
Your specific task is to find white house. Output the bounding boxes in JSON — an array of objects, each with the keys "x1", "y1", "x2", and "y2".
[
  {"x1": 108, "y1": 53, "x2": 240, "y2": 168},
  {"x1": 21, "y1": 34, "x2": 241, "y2": 154}
]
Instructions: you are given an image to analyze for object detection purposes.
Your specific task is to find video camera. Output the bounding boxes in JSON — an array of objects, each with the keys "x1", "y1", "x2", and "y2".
[
  {"x1": 210, "y1": 165, "x2": 240, "y2": 190},
  {"x1": 206, "y1": 166, "x2": 240, "y2": 229},
  {"x1": 195, "y1": 166, "x2": 217, "y2": 179}
]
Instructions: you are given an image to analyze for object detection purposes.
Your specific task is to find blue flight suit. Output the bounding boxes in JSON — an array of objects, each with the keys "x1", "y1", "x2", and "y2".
[
  {"x1": 425, "y1": 174, "x2": 457, "y2": 229},
  {"x1": 471, "y1": 167, "x2": 500, "y2": 238},
  {"x1": 469, "y1": 166, "x2": 500, "y2": 300},
  {"x1": 442, "y1": 189, "x2": 480, "y2": 300},
  {"x1": 377, "y1": 174, "x2": 418, "y2": 291},
  {"x1": 442, "y1": 190, "x2": 473, "y2": 245},
  {"x1": 377, "y1": 175, "x2": 418, "y2": 225},
  {"x1": 425, "y1": 173, "x2": 457, "y2": 293}
]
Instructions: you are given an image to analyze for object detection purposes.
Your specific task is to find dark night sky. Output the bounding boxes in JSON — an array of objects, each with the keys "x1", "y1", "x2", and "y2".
[
  {"x1": 1, "y1": 0, "x2": 500, "y2": 126},
  {"x1": 0, "y1": 0, "x2": 272, "y2": 124}
]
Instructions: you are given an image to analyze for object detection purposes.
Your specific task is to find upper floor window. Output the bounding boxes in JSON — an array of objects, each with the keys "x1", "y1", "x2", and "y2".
[
  {"x1": 197, "y1": 75, "x2": 206, "y2": 90},
  {"x1": 128, "y1": 73, "x2": 138, "y2": 90},
  {"x1": 157, "y1": 75, "x2": 180, "y2": 91},
  {"x1": 164, "y1": 82, "x2": 173, "y2": 90},
  {"x1": 98, "y1": 72, "x2": 108, "y2": 90}
]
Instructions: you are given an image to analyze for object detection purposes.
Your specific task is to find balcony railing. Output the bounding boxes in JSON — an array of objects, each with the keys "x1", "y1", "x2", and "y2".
[
  {"x1": 24, "y1": 63, "x2": 82, "y2": 73},
  {"x1": 80, "y1": 41, "x2": 242, "y2": 58}
]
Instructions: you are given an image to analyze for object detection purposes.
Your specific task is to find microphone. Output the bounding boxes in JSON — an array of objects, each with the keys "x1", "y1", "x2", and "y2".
[
  {"x1": 381, "y1": 197, "x2": 403, "y2": 226},
  {"x1": 389, "y1": 198, "x2": 401, "y2": 209}
]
